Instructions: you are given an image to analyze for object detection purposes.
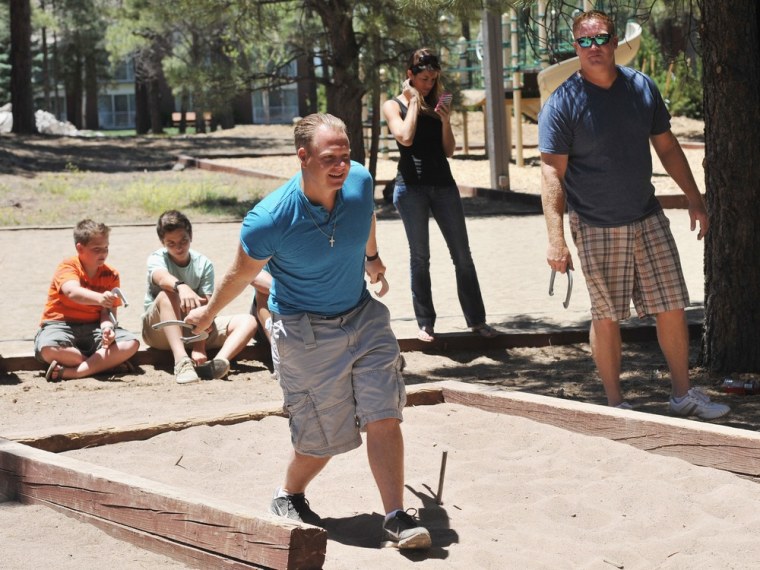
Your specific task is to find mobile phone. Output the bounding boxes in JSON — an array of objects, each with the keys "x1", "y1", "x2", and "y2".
[{"x1": 436, "y1": 92, "x2": 453, "y2": 110}]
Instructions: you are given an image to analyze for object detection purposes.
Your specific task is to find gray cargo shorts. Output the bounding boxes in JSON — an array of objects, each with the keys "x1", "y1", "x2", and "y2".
[{"x1": 270, "y1": 296, "x2": 406, "y2": 457}]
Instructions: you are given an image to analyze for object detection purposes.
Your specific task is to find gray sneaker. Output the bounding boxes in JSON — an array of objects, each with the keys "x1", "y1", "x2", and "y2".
[
  {"x1": 196, "y1": 357, "x2": 230, "y2": 380},
  {"x1": 269, "y1": 491, "x2": 321, "y2": 525},
  {"x1": 670, "y1": 387, "x2": 730, "y2": 420},
  {"x1": 383, "y1": 509, "x2": 432, "y2": 550},
  {"x1": 174, "y1": 357, "x2": 199, "y2": 384}
]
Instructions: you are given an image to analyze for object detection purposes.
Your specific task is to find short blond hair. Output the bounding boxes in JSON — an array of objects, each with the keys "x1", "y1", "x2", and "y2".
[
  {"x1": 293, "y1": 113, "x2": 347, "y2": 152},
  {"x1": 73, "y1": 219, "x2": 109, "y2": 246},
  {"x1": 573, "y1": 10, "x2": 616, "y2": 37}
]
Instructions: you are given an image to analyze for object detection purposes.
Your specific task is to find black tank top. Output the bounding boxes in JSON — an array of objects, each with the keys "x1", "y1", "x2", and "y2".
[{"x1": 392, "y1": 97, "x2": 455, "y2": 186}]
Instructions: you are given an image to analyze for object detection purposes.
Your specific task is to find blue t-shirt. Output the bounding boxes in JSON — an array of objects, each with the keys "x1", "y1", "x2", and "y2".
[
  {"x1": 241, "y1": 161, "x2": 374, "y2": 316},
  {"x1": 539, "y1": 66, "x2": 671, "y2": 226}
]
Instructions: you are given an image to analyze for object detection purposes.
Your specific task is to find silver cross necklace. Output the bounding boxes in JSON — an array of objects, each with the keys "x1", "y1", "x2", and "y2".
[{"x1": 303, "y1": 201, "x2": 337, "y2": 247}]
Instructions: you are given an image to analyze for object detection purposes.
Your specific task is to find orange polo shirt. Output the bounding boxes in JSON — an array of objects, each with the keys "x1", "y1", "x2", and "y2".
[{"x1": 40, "y1": 256, "x2": 121, "y2": 324}]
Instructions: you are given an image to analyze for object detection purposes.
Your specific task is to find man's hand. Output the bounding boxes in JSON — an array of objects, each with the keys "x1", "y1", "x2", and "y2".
[
  {"x1": 365, "y1": 257, "x2": 389, "y2": 297},
  {"x1": 365, "y1": 257, "x2": 387, "y2": 283},
  {"x1": 185, "y1": 305, "x2": 214, "y2": 335},
  {"x1": 688, "y1": 198, "x2": 709, "y2": 240},
  {"x1": 546, "y1": 242, "x2": 574, "y2": 273}
]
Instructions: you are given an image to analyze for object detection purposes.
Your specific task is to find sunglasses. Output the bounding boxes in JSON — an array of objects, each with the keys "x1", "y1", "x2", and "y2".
[
  {"x1": 411, "y1": 53, "x2": 441, "y2": 73},
  {"x1": 575, "y1": 33, "x2": 612, "y2": 48}
]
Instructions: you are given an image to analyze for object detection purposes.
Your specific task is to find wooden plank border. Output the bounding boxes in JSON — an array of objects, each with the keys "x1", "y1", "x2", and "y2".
[
  {"x1": 0, "y1": 438, "x2": 327, "y2": 570},
  {"x1": 9, "y1": 380, "x2": 759, "y2": 479},
  {"x1": 0, "y1": 323, "x2": 704, "y2": 373},
  {"x1": 0, "y1": 388, "x2": 444, "y2": 568},
  {"x1": 2, "y1": 381, "x2": 758, "y2": 569},
  {"x1": 437, "y1": 381, "x2": 760, "y2": 477}
]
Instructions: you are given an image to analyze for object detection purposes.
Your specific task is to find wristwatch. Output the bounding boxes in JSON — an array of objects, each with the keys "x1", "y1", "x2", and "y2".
[{"x1": 173, "y1": 280, "x2": 185, "y2": 292}]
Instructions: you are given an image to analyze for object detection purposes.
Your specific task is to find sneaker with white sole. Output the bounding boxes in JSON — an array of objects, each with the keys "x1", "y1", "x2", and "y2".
[
  {"x1": 382, "y1": 509, "x2": 431, "y2": 550},
  {"x1": 174, "y1": 357, "x2": 199, "y2": 384},
  {"x1": 196, "y1": 357, "x2": 230, "y2": 380},
  {"x1": 269, "y1": 491, "x2": 321, "y2": 525},
  {"x1": 669, "y1": 387, "x2": 730, "y2": 420},
  {"x1": 615, "y1": 402, "x2": 634, "y2": 410}
]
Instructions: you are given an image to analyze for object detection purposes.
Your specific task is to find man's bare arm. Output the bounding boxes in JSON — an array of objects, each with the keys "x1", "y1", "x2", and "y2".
[
  {"x1": 651, "y1": 130, "x2": 708, "y2": 239},
  {"x1": 185, "y1": 244, "x2": 269, "y2": 332},
  {"x1": 540, "y1": 152, "x2": 574, "y2": 272}
]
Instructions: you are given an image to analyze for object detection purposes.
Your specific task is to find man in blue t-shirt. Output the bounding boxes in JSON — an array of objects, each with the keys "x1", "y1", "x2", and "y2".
[
  {"x1": 185, "y1": 113, "x2": 431, "y2": 550},
  {"x1": 539, "y1": 10, "x2": 728, "y2": 420}
]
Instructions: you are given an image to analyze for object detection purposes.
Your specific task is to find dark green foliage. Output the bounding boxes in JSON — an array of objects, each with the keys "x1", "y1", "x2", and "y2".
[{"x1": 636, "y1": 28, "x2": 703, "y2": 119}]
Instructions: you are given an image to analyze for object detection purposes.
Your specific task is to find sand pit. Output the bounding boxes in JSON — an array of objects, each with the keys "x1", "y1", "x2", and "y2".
[{"x1": 4, "y1": 384, "x2": 760, "y2": 569}]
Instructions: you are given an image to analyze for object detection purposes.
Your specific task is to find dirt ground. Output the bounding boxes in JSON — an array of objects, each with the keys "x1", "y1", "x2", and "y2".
[
  {"x1": 2, "y1": 112, "x2": 759, "y2": 568},
  {"x1": 1, "y1": 112, "x2": 751, "y2": 433}
]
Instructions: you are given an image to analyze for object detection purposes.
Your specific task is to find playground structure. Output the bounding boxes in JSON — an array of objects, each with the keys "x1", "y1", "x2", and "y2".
[
  {"x1": 454, "y1": 12, "x2": 643, "y2": 167},
  {"x1": 367, "y1": 4, "x2": 644, "y2": 172}
]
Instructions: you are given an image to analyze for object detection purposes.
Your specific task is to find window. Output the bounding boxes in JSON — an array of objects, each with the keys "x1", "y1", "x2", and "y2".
[
  {"x1": 252, "y1": 86, "x2": 298, "y2": 124},
  {"x1": 113, "y1": 60, "x2": 135, "y2": 83},
  {"x1": 98, "y1": 93, "x2": 136, "y2": 129}
]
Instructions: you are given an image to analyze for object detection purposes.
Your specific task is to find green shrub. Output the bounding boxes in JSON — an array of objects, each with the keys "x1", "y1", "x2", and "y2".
[{"x1": 636, "y1": 29, "x2": 703, "y2": 119}]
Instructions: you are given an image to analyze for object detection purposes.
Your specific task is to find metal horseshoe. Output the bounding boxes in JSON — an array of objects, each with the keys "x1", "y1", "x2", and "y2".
[
  {"x1": 549, "y1": 269, "x2": 573, "y2": 309},
  {"x1": 151, "y1": 320, "x2": 209, "y2": 343}
]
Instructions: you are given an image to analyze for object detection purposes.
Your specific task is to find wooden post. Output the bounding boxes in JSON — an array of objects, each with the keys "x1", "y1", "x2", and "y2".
[
  {"x1": 510, "y1": 8, "x2": 524, "y2": 167},
  {"x1": 481, "y1": 6, "x2": 510, "y2": 190}
]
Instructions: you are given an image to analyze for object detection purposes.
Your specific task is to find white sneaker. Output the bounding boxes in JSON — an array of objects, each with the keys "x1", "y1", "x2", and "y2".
[
  {"x1": 174, "y1": 357, "x2": 199, "y2": 384},
  {"x1": 615, "y1": 402, "x2": 634, "y2": 410},
  {"x1": 669, "y1": 387, "x2": 730, "y2": 420}
]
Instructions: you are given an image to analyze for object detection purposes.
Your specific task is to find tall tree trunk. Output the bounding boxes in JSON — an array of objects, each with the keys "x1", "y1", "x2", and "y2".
[
  {"x1": 65, "y1": 50, "x2": 84, "y2": 129},
  {"x1": 10, "y1": 0, "x2": 36, "y2": 134},
  {"x1": 148, "y1": 78, "x2": 164, "y2": 134},
  {"x1": 41, "y1": 23, "x2": 51, "y2": 111},
  {"x1": 297, "y1": 52, "x2": 318, "y2": 117},
  {"x1": 178, "y1": 92, "x2": 190, "y2": 134},
  {"x1": 134, "y1": 77, "x2": 150, "y2": 134},
  {"x1": 700, "y1": 0, "x2": 760, "y2": 371},
  {"x1": 84, "y1": 52, "x2": 99, "y2": 130},
  {"x1": 309, "y1": 0, "x2": 366, "y2": 163},
  {"x1": 366, "y1": 24, "x2": 382, "y2": 182},
  {"x1": 52, "y1": 29, "x2": 61, "y2": 119}
]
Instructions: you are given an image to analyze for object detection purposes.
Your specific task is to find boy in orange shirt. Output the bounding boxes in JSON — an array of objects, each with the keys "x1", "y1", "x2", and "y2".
[{"x1": 35, "y1": 219, "x2": 139, "y2": 381}]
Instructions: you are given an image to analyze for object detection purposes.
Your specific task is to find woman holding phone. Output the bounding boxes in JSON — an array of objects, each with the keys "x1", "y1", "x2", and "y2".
[{"x1": 383, "y1": 48, "x2": 497, "y2": 342}]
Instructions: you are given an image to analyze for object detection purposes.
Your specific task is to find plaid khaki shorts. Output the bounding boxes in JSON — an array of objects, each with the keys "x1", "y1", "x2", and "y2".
[{"x1": 570, "y1": 209, "x2": 690, "y2": 320}]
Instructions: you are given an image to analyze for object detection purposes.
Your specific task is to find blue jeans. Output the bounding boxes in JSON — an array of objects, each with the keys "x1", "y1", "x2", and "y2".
[{"x1": 393, "y1": 182, "x2": 486, "y2": 329}]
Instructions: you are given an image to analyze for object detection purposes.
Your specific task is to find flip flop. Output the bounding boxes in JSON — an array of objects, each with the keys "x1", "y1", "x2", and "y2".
[
  {"x1": 417, "y1": 327, "x2": 435, "y2": 342},
  {"x1": 471, "y1": 323, "x2": 499, "y2": 338},
  {"x1": 45, "y1": 360, "x2": 65, "y2": 383}
]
